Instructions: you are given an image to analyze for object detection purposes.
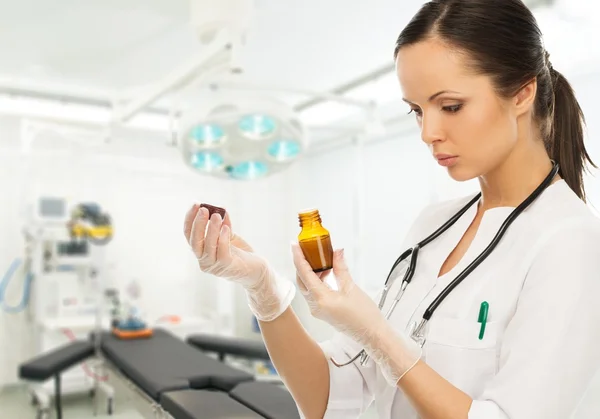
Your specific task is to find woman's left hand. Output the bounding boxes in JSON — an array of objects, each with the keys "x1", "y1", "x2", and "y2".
[
  {"x1": 292, "y1": 243, "x2": 423, "y2": 386},
  {"x1": 291, "y1": 244, "x2": 387, "y2": 346}
]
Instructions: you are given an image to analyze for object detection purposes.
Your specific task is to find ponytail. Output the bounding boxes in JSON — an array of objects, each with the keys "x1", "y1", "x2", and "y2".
[{"x1": 548, "y1": 68, "x2": 597, "y2": 202}]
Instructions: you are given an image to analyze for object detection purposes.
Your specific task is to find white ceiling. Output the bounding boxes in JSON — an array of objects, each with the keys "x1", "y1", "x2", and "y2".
[
  {"x1": 0, "y1": 0, "x2": 419, "y2": 96},
  {"x1": 0, "y1": 0, "x2": 193, "y2": 92},
  {"x1": 0, "y1": 0, "x2": 599, "y2": 142}
]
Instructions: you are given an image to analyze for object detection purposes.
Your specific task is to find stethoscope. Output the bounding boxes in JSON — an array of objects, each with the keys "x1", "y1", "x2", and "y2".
[{"x1": 331, "y1": 161, "x2": 560, "y2": 368}]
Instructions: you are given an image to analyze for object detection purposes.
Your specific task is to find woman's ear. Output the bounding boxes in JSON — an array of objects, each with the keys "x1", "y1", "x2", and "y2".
[{"x1": 514, "y1": 78, "x2": 537, "y2": 117}]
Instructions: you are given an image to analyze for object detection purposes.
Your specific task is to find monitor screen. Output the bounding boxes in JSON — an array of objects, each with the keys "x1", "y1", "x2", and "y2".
[{"x1": 38, "y1": 197, "x2": 67, "y2": 219}]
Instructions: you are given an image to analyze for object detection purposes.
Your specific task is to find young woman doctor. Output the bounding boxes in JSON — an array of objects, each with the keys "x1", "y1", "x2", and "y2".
[{"x1": 183, "y1": 0, "x2": 600, "y2": 418}]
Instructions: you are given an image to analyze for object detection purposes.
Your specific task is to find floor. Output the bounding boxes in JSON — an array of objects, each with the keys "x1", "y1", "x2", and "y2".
[
  {"x1": 0, "y1": 385, "x2": 142, "y2": 419},
  {"x1": 0, "y1": 384, "x2": 379, "y2": 419}
]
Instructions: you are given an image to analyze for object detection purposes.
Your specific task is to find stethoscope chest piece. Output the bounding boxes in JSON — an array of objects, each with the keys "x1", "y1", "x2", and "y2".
[
  {"x1": 408, "y1": 318, "x2": 428, "y2": 348},
  {"x1": 407, "y1": 321, "x2": 416, "y2": 337}
]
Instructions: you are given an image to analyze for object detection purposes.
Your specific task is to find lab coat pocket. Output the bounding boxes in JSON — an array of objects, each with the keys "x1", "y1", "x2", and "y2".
[{"x1": 424, "y1": 316, "x2": 500, "y2": 398}]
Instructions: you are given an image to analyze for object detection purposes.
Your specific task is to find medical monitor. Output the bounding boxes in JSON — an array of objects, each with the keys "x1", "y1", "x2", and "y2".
[{"x1": 35, "y1": 197, "x2": 69, "y2": 223}]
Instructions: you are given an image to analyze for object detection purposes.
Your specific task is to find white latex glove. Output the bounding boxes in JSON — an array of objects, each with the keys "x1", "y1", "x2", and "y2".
[
  {"x1": 184, "y1": 204, "x2": 295, "y2": 321},
  {"x1": 291, "y1": 243, "x2": 422, "y2": 386}
]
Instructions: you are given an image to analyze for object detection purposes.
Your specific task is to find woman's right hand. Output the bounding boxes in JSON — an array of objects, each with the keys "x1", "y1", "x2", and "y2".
[
  {"x1": 183, "y1": 203, "x2": 297, "y2": 322},
  {"x1": 183, "y1": 204, "x2": 270, "y2": 289}
]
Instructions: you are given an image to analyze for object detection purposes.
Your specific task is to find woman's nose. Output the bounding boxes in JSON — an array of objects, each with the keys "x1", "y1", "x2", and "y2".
[{"x1": 420, "y1": 114, "x2": 445, "y2": 145}]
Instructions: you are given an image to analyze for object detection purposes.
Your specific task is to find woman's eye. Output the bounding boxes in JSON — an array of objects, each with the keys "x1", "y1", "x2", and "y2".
[{"x1": 443, "y1": 104, "x2": 463, "y2": 113}]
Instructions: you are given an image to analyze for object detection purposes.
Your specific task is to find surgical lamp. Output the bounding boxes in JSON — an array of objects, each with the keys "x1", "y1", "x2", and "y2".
[
  {"x1": 111, "y1": 0, "x2": 375, "y2": 180},
  {"x1": 178, "y1": 93, "x2": 307, "y2": 180}
]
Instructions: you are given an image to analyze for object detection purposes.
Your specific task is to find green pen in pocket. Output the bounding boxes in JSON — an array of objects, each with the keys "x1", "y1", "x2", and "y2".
[{"x1": 478, "y1": 301, "x2": 489, "y2": 340}]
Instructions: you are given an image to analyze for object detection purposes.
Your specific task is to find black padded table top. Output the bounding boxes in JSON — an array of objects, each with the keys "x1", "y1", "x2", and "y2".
[
  {"x1": 19, "y1": 341, "x2": 94, "y2": 381},
  {"x1": 187, "y1": 334, "x2": 270, "y2": 361},
  {"x1": 161, "y1": 390, "x2": 264, "y2": 419},
  {"x1": 230, "y1": 382, "x2": 300, "y2": 419},
  {"x1": 98, "y1": 328, "x2": 253, "y2": 400}
]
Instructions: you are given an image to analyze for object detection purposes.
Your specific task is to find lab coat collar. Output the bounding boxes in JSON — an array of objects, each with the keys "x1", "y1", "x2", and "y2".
[
  {"x1": 432, "y1": 180, "x2": 567, "y2": 289},
  {"x1": 432, "y1": 197, "x2": 512, "y2": 290}
]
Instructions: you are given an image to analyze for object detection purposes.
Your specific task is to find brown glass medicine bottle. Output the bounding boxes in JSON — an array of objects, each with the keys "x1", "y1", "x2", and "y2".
[{"x1": 298, "y1": 209, "x2": 334, "y2": 273}]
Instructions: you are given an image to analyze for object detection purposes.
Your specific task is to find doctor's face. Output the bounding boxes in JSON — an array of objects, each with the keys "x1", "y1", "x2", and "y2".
[{"x1": 395, "y1": 38, "x2": 519, "y2": 181}]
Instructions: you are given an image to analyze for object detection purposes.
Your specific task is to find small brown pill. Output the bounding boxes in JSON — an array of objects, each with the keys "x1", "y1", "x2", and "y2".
[{"x1": 200, "y1": 203, "x2": 226, "y2": 219}]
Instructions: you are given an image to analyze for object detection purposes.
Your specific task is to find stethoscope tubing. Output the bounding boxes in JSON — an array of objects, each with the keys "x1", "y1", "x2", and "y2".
[
  {"x1": 350, "y1": 162, "x2": 560, "y2": 366},
  {"x1": 422, "y1": 162, "x2": 559, "y2": 320}
]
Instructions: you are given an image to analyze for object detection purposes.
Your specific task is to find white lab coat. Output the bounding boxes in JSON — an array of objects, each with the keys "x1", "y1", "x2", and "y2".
[{"x1": 316, "y1": 180, "x2": 600, "y2": 419}]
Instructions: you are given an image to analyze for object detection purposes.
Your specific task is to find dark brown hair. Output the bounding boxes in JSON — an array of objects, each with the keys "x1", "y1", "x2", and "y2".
[{"x1": 394, "y1": 0, "x2": 596, "y2": 201}]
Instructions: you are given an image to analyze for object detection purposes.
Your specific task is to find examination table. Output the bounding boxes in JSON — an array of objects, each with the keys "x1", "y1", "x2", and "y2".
[{"x1": 18, "y1": 328, "x2": 300, "y2": 419}]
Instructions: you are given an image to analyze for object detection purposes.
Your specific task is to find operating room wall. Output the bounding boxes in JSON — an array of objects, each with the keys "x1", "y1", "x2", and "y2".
[
  {"x1": 572, "y1": 73, "x2": 600, "y2": 212},
  {"x1": 0, "y1": 116, "x2": 291, "y2": 386},
  {"x1": 0, "y1": 117, "x2": 35, "y2": 387}
]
